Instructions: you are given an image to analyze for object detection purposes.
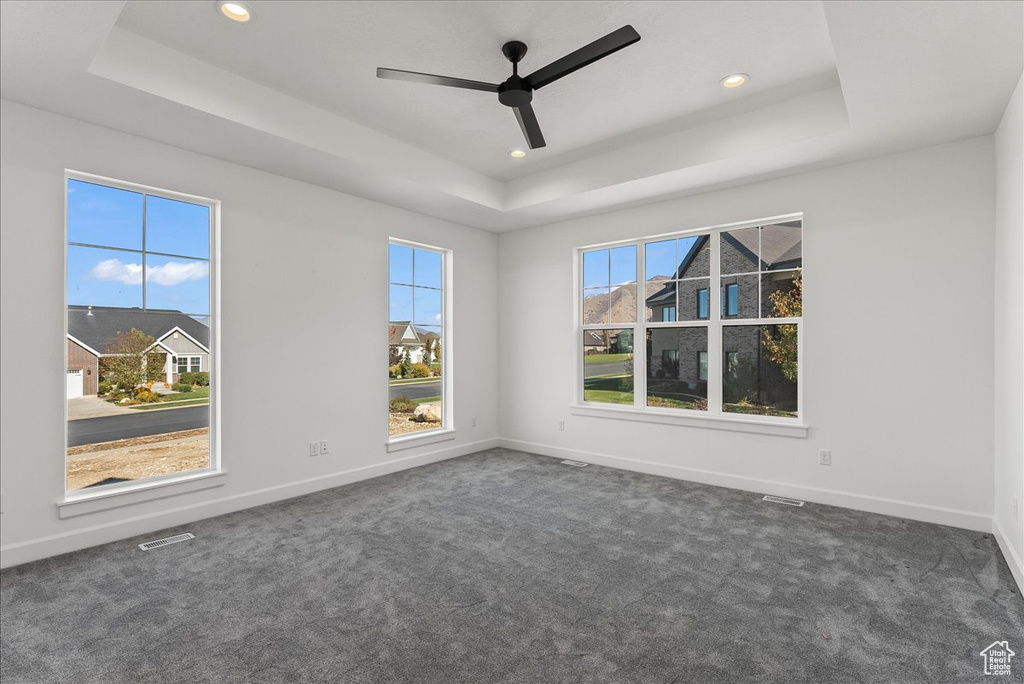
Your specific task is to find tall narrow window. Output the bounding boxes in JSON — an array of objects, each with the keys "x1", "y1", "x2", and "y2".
[
  {"x1": 720, "y1": 222, "x2": 802, "y2": 417},
  {"x1": 388, "y1": 240, "x2": 448, "y2": 437},
  {"x1": 581, "y1": 245, "x2": 637, "y2": 405},
  {"x1": 66, "y1": 174, "x2": 216, "y2": 492}
]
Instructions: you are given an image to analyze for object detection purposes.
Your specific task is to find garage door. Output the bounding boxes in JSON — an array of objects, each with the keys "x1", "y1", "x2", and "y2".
[{"x1": 66, "y1": 369, "x2": 83, "y2": 399}]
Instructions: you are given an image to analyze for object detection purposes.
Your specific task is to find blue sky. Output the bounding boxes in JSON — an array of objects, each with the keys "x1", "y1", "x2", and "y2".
[
  {"x1": 583, "y1": 237, "x2": 700, "y2": 298},
  {"x1": 66, "y1": 180, "x2": 210, "y2": 314},
  {"x1": 645, "y1": 236, "x2": 698, "y2": 279},
  {"x1": 389, "y1": 243, "x2": 442, "y2": 325}
]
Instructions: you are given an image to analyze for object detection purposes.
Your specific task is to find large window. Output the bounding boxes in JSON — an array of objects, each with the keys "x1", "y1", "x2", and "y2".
[
  {"x1": 65, "y1": 173, "x2": 216, "y2": 492},
  {"x1": 388, "y1": 240, "x2": 448, "y2": 438},
  {"x1": 578, "y1": 217, "x2": 802, "y2": 421}
]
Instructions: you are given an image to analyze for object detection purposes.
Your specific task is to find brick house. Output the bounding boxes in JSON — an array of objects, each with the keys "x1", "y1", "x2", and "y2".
[
  {"x1": 645, "y1": 222, "x2": 801, "y2": 411},
  {"x1": 66, "y1": 305, "x2": 210, "y2": 398}
]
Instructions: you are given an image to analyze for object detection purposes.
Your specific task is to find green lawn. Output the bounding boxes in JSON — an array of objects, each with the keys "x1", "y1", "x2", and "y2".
[
  {"x1": 389, "y1": 377, "x2": 439, "y2": 386},
  {"x1": 584, "y1": 353, "x2": 631, "y2": 364},
  {"x1": 414, "y1": 395, "x2": 440, "y2": 405},
  {"x1": 171, "y1": 386, "x2": 209, "y2": 399},
  {"x1": 124, "y1": 385, "x2": 209, "y2": 410},
  {"x1": 130, "y1": 398, "x2": 210, "y2": 410},
  {"x1": 583, "y1": 390, "x2": 635, "y2": 405}
]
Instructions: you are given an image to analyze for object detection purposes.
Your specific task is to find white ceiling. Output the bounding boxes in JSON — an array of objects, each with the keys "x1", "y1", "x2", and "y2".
[
  {"x1": 115, "y1": 1, "x2": 838, "y2": 180},
  {"x1": 1, "y1": 1, "x2": 1021, "y2": 232}
]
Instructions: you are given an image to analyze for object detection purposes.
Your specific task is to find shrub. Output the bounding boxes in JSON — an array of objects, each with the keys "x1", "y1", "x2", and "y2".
[
  {"x1": 389, "y1": 395, "x2": 417, "y2": 412},
  {"x1": 172, "y1": 382, "x2": 194, "y2": 393},
  {"x1": 178, "y1": 371, "x2": 209, "y2": 387},
  {"x1": 97, "y1": 381, "x2": 112, "y2": 395},
  {"x1": 388, "y1": 364, "x2": 402, "y2": 379},
  {"x1": 432, "y1": 364, "x2": 441, "y2": 377},
  {"x1": 410, "y1": 363, "x2": 431, "y2": 379},
  {"x1": 133, "y1": 388, "x2": 161, "y2": 403}
]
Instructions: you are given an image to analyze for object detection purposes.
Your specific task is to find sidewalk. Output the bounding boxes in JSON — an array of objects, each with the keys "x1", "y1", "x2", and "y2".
[{"x1": 67, "y1": 396, "x2": 135, "y2": 421}]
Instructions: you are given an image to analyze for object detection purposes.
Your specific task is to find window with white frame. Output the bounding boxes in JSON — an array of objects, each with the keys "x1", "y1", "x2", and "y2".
[
  {"x1": 176, "y1": 356, "x2": 201, "y2": 374},
  {"x1": 578, "y1": 218, "x2": 802, "y2": 420},
  {"x1": 388, "y1": 239, "x2": 448, "y2": 437},
  {"x1": 65, "y1": 173, "x2": 216, "y2": 492}
]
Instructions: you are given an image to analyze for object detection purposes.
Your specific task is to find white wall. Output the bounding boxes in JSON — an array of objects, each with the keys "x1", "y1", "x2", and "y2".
[
  {"x1": 498, "y1": 137, "x2": 996, "y2": 531},
  {"x1": 0, "y1": 100, "x2": 499, "y2": 567},
  {"x1": 994, "y1": 72, "x2": 1024, "y2": 589}
]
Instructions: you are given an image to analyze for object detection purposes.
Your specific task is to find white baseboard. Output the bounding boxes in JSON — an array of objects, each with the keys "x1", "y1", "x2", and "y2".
[
  {"x1": 0, "y1": 437, "x2": 498, "y2": 569},
  {"x1": 498, "y1": 438, "x2": 993, "y2": 532},
  {"x1": 992, "y1": 515, "x2": 1024, "y2": 593}
]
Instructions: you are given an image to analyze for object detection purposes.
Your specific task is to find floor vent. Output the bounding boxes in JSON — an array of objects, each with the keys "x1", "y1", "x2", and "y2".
[
  {"x1": 762, "y1": 495, "x2": 805, "y2": 507},
  {"x1": 138, "y1": 533, "x2": 195, "y2": 551},
  {"x1": 560, "y1": 459, "x2": 589, "y2": 467}
]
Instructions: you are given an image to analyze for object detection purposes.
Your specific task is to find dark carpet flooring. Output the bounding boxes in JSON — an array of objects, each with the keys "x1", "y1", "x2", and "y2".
[{"x1": 2, "y1": 448, "x2": 1022, "y2": 683}]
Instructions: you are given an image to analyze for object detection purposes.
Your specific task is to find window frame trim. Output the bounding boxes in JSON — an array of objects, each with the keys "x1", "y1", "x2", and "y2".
[
  {"x1": 573, "y1": 213, "x2": 804, "y2": 432},
  {"x1": 386, "y1": 237, "x2": 454, "y2": 446},
  {"x1": 62, "y1": 169, "x2": 222, "y2": 507}
]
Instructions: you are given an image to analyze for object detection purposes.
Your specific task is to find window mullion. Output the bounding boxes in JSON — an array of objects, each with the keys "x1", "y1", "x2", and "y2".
[
  {"x1": 707, "y1": 232, "x2": 723, "y2": 415},
  {"x1": 635, "y1": 242, "x2": 645, "y2": 409}
]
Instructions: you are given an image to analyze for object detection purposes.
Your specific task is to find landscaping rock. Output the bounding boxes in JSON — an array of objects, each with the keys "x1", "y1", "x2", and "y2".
[{"x1": 413, "y1": 403, "x2": 442, "y2": 423}]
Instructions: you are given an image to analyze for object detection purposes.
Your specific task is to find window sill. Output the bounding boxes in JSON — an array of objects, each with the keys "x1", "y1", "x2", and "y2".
[
  {"x1": 58, "y1": 469, "x2": 226, "y2": 519},
  {"x1": 569, "y1": 404, "x2": 809, "y2": 438},
  {"x1": 387, "y1": 428, "x2": 456, "y2": 453}
]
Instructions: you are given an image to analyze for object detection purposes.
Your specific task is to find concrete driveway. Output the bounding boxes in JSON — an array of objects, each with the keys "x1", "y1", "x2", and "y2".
[{"x1": 67, "y1": 396, "x2": 135, "y2": 421}]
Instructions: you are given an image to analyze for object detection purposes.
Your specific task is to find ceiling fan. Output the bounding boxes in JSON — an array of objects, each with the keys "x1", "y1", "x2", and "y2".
[{"x1": 376, "y1": 25, "x2": 641, "y2": 150}]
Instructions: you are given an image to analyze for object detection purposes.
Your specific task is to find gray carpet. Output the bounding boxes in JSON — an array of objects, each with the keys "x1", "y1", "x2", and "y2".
[{"x1": 2, "y1": 448, "x2": 1022, "y2": 683}]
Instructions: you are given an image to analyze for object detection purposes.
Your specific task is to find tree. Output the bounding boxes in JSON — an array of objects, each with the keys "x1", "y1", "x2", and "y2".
[
  {"x1": 761, "y1": 277, "x2": 801, "y2": 382},
  {"x1": 389, "y1": 346, "x2": 403, "y2": 367},
  {"x1": 434, "y1": 341, "x2": 442, "y2": 366},
  {"x1": 400, "y1": 348, "x2": 413, "y2": 378},
  {"x1": 101, "y1": 329, "x2": 155, "y2": 390},
  {"x1": 423, "y1": 338, "x2": 435, "y2": 366}
]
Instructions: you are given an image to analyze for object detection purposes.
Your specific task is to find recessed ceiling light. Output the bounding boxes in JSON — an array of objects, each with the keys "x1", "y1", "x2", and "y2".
[
  {"x1": 508, "y1": 149, "x2": 527, "y2": 158},
  {"x1": 720, "y1": 73, "x2": 749, "y2": 89},
  {"x1": 217, "y1": 1, "x2": 254, "y2": 23}
]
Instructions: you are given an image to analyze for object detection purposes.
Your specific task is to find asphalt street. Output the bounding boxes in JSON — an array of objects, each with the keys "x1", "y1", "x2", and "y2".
[
  {"x1": 67, "y1": 406, "x2": 209, "y2": 447},
  {"x1": 389, "y1": 380, "x2": 441, "y2": 401}
]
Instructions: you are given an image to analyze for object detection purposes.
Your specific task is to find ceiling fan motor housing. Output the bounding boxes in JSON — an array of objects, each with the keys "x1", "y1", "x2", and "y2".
[
  {"x1": 498, "y1": 76, "x2": 533, "y2": 108},
  {"x1": 499, "y1": 41, "x2": 532, "y2": 108}
]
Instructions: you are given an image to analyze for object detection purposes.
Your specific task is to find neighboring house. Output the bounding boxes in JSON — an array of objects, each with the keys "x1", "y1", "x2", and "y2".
[
  {"x1": 645, "y1": 223, "x2": 801, "y2": 408},
  {"x1": 66, "y1": 305, "x2": 210, "y2": 398},
  {"x1": 389, "y1": 321, "x2": 439, "y2": 365},
  {"x1": 583, "y1": 330, "x2": 605, "y2": 354}
]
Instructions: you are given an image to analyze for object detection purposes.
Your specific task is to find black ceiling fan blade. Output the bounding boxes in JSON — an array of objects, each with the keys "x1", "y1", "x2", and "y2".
[
  {"x1": 376, "y1": 68, "x2": 499, "y2": 93},
  {"x1": 513, "y1": 102, "x2": 546, "y2": 149},
  {"x1": 524, "y1": 25, "x2": 641, "y2": 90}
]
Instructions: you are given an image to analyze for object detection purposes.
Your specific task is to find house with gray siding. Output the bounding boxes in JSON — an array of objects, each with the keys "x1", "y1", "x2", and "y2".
[{"x1": 66, "y1": 305, "x2": 210, "y2": 397}]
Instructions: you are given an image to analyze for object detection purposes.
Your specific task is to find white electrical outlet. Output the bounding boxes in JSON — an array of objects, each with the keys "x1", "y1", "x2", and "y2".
[
  {"x1": 818, "y1": 449, "x2": 831, "y2": 466},
  {"x1": 471, "y1": 416, "x2": 478, "y2": 428},
  {"x1": 309, "y1": 441, "x2": 320, "y2": 457},
  {"x1": 320, "y1": 440, "x2": 329, "y2": 455},
  {"x1": 558, "y1": 419, "x2": 565, "y2": 431}
]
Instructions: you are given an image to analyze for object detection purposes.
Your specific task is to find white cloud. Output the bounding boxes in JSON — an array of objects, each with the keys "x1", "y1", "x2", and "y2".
[
  {"x1": 88, "y1": 258, "x2": 208, "y2": 286},
  {"x1": 89, "y1": 259, "x2": 143, "y2": 285},
  {"x1": 147, "y1": 260, "x2": 209, "y2": 286}
]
